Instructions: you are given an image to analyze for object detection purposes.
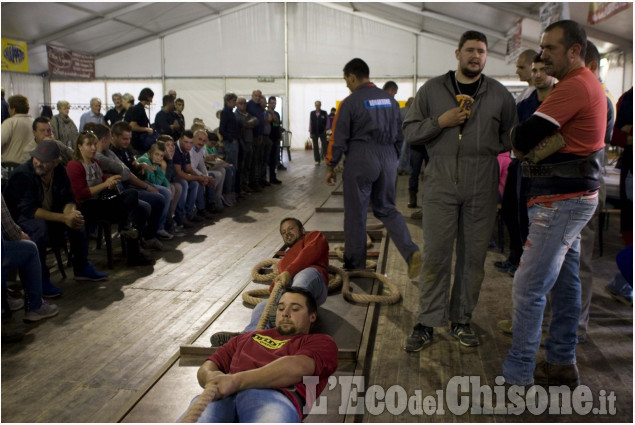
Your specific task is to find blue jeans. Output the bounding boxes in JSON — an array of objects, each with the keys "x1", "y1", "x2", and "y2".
[
  {"x1": 131, "y1": 185, "x2": 168, "y2": 237},
  {"x1": 150, "y1": 184, "x2": 171, "y2": 231},
  {"x1": 180, "y1": 388, "x2": 299, "y2": 422},
  {"x1": 196, "y1": 178, "x2": 216, "y2": 210},
  {"x1": 176, "y1": 179, "x2": 199, "y2": 217},
  {"x1": 503, "y1": 194, "x2": 597, "y2": 385},
  {"x1": 245, "y1": 268, "x2": 327, "y2": 331},
  {"x1": 2, "y1": 237, "x2": 43, "y2": 311}
]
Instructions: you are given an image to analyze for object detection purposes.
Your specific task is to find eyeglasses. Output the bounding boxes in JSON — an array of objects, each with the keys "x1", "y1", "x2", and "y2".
[{"x1": 80, "y1": 130, "x2": 95, "y2": 135}]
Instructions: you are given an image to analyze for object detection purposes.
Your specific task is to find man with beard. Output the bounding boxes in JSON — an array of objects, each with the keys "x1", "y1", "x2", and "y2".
[
  {"x1": 210, "y1": 217, "x2": 329, "y2": 346},
  {"x1": 503, "y1": 20, "x2": 606, "y2": 389},
  {"x1": 402, "y1": 31, "x2": 517, "y2": 351},
  {"x1": 184, "y1": 287, "x2": 338, "y2": 423}
]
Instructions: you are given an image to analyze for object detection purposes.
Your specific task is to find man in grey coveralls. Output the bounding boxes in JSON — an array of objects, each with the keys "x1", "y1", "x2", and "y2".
[
  {"x1": 325, "y1": 58, "x2": 422, "y2": 280},
  {"x1": 402, "y1": 31, "x2": 517, "y2": 351}
]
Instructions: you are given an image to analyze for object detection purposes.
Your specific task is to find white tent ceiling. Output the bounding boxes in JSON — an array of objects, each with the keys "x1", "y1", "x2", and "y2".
[{"x1": 1, "y1": 2, "x2": 633, "y2": 76}]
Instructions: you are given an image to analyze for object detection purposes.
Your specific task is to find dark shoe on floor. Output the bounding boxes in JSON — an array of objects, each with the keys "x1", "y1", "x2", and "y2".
[
  {"x1": 175, "y1": 216, "x2": 194, "y2": 229},
  {"x1": 74, "y1": 263, "x2": 108, "y2": 282},
  {"x1": 249, "y1": 184, "x2": 263, "y2": 192},
  {"x1": 534, "y1": 360, "x2": 579, "y2": 389},
  {"x1": 127, "y1": 253, "x2": 155, "y2": 267},
  {"x1": 210, "y1": 331, "x2": 242, "y2": 347},
  {"x1": 450, "y1": 323, "x2": 479, "y2": 347},
  {"x1": 260, "y1": 180, "x2": 271, "y2": 187},
  {"x1": 411, "y1": 210, "x2": 422, "y2": 220},
  {"x1": 42, "y1": 280, "x2": 63, "y2": 298},
  {"x1": 120, "y1": 226, "x2": 139, "y2": 239},
  {"x1": 494, "y1": 259, "x2": 517, "y2": 272},
  {"x1": 187, "y1": 214, "x2": 204, "y2": 223},
  {"x1": 278, "y1": 164, "x2": 287, "y2": 170},
  {"x1": 197, "y1": 209, "x2": 215, "y2": 220},
  {"x1": 403, "y1": 324, "x2": 433, "y2": 352},
  {"x1": 604, "y1": 284, "x2": 633, "y2": 306},
  {"x1": 270, "y1": 178, "x2": 282, "y2": 185}
]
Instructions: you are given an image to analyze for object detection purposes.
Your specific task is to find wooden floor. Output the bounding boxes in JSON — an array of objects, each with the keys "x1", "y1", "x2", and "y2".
[{"x1": 2, "y1": 149, "x2": 632, "y2": 422}]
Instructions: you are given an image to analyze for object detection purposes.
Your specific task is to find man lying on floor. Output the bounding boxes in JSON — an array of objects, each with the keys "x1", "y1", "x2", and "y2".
[
  {"x1": 211, "y1": 216, "x2": 329, "y2": 346},
  {"x1": 180, "y1": 287, "x2": 338, "y2": 422}
]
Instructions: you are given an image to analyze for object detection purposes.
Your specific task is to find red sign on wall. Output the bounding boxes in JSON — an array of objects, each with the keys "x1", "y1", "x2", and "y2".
[
  {"x1": 588, "y1": 2, "x2": 631, "y2": 24},
  {"x1": 47, "y1": 45, "x2": 95, "y2": 79}
]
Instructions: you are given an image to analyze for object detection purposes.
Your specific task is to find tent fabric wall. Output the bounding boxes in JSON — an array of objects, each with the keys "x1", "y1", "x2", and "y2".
[
  {"x1": 96, "y1": 39, "x2": 162, "y2": 78},
  {"x1": 288, "y1": 3, "x2": 416, "y2": 78},
  {"x1": 1, "y1": 72, "x2": 45, "y2": 118},
  {"x1": 164, "y1": 3, "x2": 285, "y2": 77}
]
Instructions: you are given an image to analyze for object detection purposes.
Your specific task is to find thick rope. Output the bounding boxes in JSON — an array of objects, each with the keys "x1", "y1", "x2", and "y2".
[
  {"x1": 333, "y1": 245, "x2": 377, "y2": 269},
  {"x1": 251, "y1": 258, "x2": 280, "y2": 282},
  {"x1": 341, "y1": 270, "x2": 401, "y2": 304},
  {"x1": 180, "y1": 383, "x2": 218, "y2": 423},
  {"x1": 255, "y1": 273, "x2": 290, "y2": 330}
]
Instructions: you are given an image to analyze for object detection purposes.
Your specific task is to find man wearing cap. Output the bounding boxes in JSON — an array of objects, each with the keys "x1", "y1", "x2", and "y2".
[{"x1": 5, "y1": 141, "x2": 107, "y2": 298}]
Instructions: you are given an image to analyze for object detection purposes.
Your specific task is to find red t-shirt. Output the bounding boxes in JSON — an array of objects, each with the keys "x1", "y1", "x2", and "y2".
[
  {"x1": 533, "y1": 66, "x2": 606, "y2": 156},
  {"x1": 208, "y1": 328, "x2": 338, "y2": 420},
  {"x1": 270, "y1": 231, "x2": 329, "y2": 291}
]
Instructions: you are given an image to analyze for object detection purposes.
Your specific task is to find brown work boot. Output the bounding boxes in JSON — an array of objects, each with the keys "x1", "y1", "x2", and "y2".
[{"x1": 533, "y1": 360, "x2": 579, "y2": 389}]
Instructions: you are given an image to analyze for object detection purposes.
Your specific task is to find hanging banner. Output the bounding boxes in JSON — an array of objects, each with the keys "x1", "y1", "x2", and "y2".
[
  {"x1": 1, "y1": 38, "x2": 29, "y2": 73},
  {"x1": 588, "y1": 2, "x2": 631, "y2": 24},
  {"x1": 47, "y1": 45, "x2": 95, "y2": 79},
  {"x1": 505, "y1": 19, "x2": 523, "y2": 65},
  {"x1": 539, "y1": 2, "x2": 571, "y2": 32}
]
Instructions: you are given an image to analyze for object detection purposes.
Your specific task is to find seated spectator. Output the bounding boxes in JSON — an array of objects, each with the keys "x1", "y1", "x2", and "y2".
[
  {"x1": 1, "y1": 94, "x2": 34, "y2": 164},
  {"x1": 104, "y1": 93, "x2": 126, "y2": 127},
  {"x1": 181, "y1": 287, "x2": 338, "y2": 423},
  {"x1": 108, "y1": 121, "x2": 171, "y2": 245},
  {"x1": 2, "y1": 195, "x2": 59, "y2": 322},
  {"x1": 190, "y1": 128, "x2": 221, "y2": 216},
  {"x1": 78, "y1": 98, "x2": 105, "y2": 132},
  {"x1": 154, "y1": 95, "x2": 181, "y2": 140},
  {"x1": 21, "y1": 117, "x2": 73, "y2": 165},
  {"x1": 50, "y1": 100, "x2": 79, "y2": 148},
  {"x1": 211, "y1": 218, "x2": 329, "y2": 346},
  {"x1": 124, "y1": 88, "x2": 156, "y2": 154},
  {"x1": 173, "y1": 130, "x2": 210, "y2": 226},
  {"x1": 66, "y1": 132, "x2": 153, "y2": 266},
  {"x1": 5, "y1": 141, "x2": 108, "y2": 297},
  {"x1": 205, "y1": 132, "x2": 236, "y2": 206},
  {"x1": 156, "y1": 136, "x2": 186, "y2": 234}
]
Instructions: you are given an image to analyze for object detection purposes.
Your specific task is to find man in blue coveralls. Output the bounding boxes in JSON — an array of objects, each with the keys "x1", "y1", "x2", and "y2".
[{"x1": 325, "y1": 58, "x2": 421, "y2": 279}]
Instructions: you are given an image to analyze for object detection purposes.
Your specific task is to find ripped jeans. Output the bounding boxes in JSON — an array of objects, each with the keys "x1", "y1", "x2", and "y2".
[{"x1": 503, "y1": 193, "x2": 597, "y2": 385}]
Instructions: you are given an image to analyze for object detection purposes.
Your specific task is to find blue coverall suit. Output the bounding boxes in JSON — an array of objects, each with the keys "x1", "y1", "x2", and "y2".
[{"x1": 327, "y1": 82, "x2": 419, "y2": 269}]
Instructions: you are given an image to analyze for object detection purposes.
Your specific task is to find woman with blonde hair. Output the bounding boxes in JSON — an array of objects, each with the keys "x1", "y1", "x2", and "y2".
[{"x1": 50, "y1": 100, "x2": 78, "y2": 148}]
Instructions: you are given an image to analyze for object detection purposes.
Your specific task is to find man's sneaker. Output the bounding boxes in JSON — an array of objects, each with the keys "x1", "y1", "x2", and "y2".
[
  {"x1": 450, "y1": 323, "x2": 479, "y2": 347},
  {"x1": 604, "y1": 281, "x2": 633, "y2": 306},
  {"x1": 403, "y1": 324, "x2": 433, "y2": 352},
  {"x1": 175, "y1": 216, "x2": 194, "y2": 229},
  {"x1": 210, "y1": 331, "x2": 242, "y2": 347},
  {"x1": 533, "y1": 360, "x2": 579, "y2": 389},
  {"x1": 74, "y1": 263, "x2": 108, "y2": 282},
  {"x1": 127, "y1": 253, "x2": 155, "y2": 267},
  {"x1": 169, "y1": 228, "x2": 186, "y2": 237},
  {"x1": 24, "y1": 300, "x2": 59, "y2": 323},
  {"x1": 407, "y1": 250, "x2": 422, "y2": 279},
  {"x1": 156, "y1": 229, "x2": 174, "y2": 240},
  {"x1": 42, "y1": 280, "x2": 63, "y2": 298},
  {"x1": 494, "y1": 259, "x2": 517, "y2": 272},
  {"x1": 120, "y1": 226, "x2": 139, "y2": 239},
  {"x1": 7, "y1": 295, "x2": 24, "y2": 311},
  {"x1": 143, "y1": 238, "x2": 164, "y2": 250},
  {"x1": 187, "y1": 214, "x2": 204, "y2": 223}
]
